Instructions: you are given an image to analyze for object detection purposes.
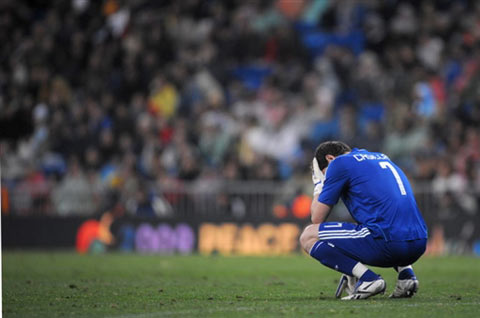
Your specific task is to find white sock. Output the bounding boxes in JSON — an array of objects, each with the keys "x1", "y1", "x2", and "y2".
[
  {"x1": 352, "y1": 262, "x2": 369, "y2": 279},
  {"x1": 397, "y1": 265, "x2": 413, "y2": 273}
]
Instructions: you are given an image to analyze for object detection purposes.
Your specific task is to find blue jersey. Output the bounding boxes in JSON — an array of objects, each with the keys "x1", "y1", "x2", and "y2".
[{"x1": 318, "y1": 148, "x2": 428, "y2": 241}]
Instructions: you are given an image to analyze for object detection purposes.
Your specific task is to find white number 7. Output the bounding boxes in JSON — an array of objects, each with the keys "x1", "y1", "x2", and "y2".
[{"x1": 379, "y1": 161, "x2": 407, "y2": 195}]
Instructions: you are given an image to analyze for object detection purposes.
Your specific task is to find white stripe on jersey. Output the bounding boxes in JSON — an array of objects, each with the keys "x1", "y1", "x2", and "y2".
[
  {"x1": 319, "y1": 228, "x2": 371, "y2": 234},
  {"x1": 318, "y1": 232, "x2": 371, "y2": 240},
  {"x1": 323, "y1": 222, "x2": 343, "y2": 228},
  {"x1": 318, "y1": 228, "x2": 371, "y2": 240}
]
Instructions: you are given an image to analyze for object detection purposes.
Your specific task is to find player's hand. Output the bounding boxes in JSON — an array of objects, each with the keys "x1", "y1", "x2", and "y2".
[{"x1": 312, "y1": 157, "x2": 325, "y2": 196}]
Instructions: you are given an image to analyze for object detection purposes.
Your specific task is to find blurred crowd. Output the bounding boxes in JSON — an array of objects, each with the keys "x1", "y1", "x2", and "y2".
[{"x1": 1, "y1": 0, "x2": 480, "y2": 218}]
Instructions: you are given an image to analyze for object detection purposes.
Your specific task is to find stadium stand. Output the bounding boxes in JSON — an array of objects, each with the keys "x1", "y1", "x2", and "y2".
[{"x1": 1, "y1": 0, "x2": 479, "y2": 220}]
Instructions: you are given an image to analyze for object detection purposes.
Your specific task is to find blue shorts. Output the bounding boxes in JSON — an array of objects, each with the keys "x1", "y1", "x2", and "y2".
[{"x1": 315, "y1": 222, "x2": 427, "y2": 267}]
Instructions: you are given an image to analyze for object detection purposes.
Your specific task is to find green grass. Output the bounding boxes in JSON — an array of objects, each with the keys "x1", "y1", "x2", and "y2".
[{"x1": 3, "y1": 252, "x2": 480, "y2": 318}]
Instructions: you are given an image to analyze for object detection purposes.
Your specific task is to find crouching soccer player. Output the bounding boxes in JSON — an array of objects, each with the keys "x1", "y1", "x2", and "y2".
[{"x1": 299, "y1": 141, "x2": 428, "y2": 300}]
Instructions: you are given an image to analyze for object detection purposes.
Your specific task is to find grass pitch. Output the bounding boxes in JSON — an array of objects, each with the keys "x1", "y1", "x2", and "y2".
[{"x1": 3, "y1": 252, "x2": 480, "y2": 318}]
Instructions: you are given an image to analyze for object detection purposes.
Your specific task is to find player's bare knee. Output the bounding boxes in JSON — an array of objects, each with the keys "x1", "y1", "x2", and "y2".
[{"x1": 300, "y1": 224, "x2": 319, "y2": 253}]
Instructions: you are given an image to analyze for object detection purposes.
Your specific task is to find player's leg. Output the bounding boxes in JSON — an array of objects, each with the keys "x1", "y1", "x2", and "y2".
[
  {"x1": 390, "y1": 265, "x2": 419, "y2": 298},
  {"x1": 300, "y1": 225, "x2": 361, "y2": 298},
  {"x1": 394, "y1": 265, "x2": 416, "y2": 279},
  {"x1": 300, "y1": 223, "x2": 386, "y2": 300},
  {"x1": 300, "y1": 224, "x2": 367, "y2": 277},
  {"x1": 388, "y1": 239, "x2": 426, "y2": 298}
]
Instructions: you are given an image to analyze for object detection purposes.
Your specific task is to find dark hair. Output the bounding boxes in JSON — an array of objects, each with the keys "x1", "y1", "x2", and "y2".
[{"x1": 314, "y1": 141, "x2": 351, "y2": 171}]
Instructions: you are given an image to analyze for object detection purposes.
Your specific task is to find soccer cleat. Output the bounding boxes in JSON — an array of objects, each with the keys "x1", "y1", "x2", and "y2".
[
  {"x1": 390, "y1": 278, "x2": 419, "y2": 298},
  {"x1": 335, "y1": 274, "x2": 358, "y2": 298},
  {"x1": 341, "y1": 277, "x2": 386, "y2": 300}
]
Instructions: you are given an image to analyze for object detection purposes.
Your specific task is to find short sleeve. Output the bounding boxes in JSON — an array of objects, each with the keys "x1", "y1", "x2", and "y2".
[{"x1": 317, "y1": 156, "x2": 349, "y2": 205}]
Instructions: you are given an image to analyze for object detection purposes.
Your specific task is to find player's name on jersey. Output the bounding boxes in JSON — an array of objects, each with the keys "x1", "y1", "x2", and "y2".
[{"x1": 353, "y1": 153, "x2": 389, "y2": 162}]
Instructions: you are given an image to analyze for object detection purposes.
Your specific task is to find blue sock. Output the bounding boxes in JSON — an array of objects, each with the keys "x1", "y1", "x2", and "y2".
[
  {"x1": 309, "y1": 241, "x2": 358, "y2": 276},
  {"x1": 359, "y1": 270, "x2": 379, "y2": 282},
  {"x1": 398, "y1": 268, "x2": 416, "y2": 280}
]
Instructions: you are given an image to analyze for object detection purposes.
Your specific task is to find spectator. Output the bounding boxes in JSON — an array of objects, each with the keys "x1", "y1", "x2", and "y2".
[{"x1": 52, "y1": 158, "x2": 95, "y2": 216}]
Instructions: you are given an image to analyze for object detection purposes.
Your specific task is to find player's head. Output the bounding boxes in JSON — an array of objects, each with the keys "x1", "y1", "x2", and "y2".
[{"x1": 314, "y1": 141, "x2": 351, "y2": 171}]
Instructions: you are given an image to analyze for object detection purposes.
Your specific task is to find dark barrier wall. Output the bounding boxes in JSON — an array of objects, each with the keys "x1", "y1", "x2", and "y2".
[
  {"x1": 3, "y1": 213, "x2": 480, "y2": 255},
  {"x1": 2, "y1": 215, "x2": 310, "y2": 255},
  {"x1": 2, "y1": 216, "x2": 86, "y2": 248}
]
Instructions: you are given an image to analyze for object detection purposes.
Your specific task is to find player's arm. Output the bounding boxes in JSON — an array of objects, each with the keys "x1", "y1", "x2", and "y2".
[
  {"x1": 310, "y1": 158, "x2": 332, "y2": 223},
  {"x1": 311, "y1": 194, "x2": 332, "y2": 224},
  {"x1": 311, "y1": 156, "x2": 348, "y2": 223}
]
